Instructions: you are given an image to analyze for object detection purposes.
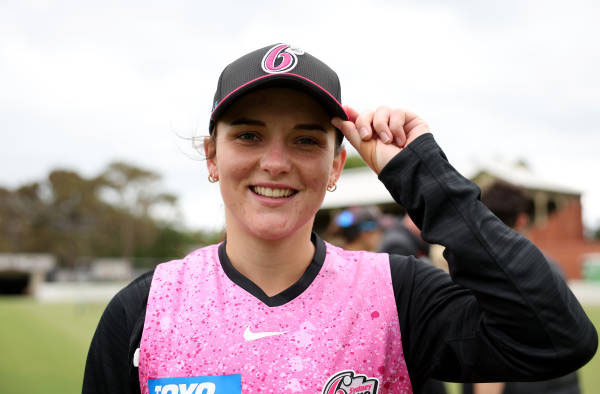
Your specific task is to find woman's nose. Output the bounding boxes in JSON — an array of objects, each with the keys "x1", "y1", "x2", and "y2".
[{"x1": 259, "y1": 140, "x2": 292, "y2": 176}]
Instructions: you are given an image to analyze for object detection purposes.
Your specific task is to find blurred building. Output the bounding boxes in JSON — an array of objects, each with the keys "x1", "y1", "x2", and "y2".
[
  {"x1": 0, "y1": 253, "x2": 56, "y2": 295},
  {"x1": 90, "y1": 258, "x2": 132, "y2": 281},
  {"x1": 318, "y1": 160, "x2": 600, "y2": 280},
  {"x1": 471, "y1": 159, "x2": 600, "y2": 280}
]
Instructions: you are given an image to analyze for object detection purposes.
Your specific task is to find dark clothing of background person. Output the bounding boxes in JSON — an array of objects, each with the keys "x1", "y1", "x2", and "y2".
[{"x1": 378, "y1": 218, "x2": 430, "y2": 259}]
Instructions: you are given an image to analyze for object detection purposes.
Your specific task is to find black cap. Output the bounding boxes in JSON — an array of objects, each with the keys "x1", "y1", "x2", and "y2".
[{"x1": 209, "y1": 43, "x2": 348, "y2": 132}]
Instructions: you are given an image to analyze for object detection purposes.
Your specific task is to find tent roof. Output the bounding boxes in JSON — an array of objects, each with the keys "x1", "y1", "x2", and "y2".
[
  {"x1": 321, "y1": 167, "x2": 394, "y2": 209},
  {"x1": 464, "y1": 159, "x2": 581, "y2": 195},
  {"x1": 322, "y1": 158, "x2": 580, "y2": 209}
]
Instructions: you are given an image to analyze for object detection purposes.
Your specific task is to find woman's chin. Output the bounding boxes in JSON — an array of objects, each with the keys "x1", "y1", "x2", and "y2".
[
  {"x1": 244, "y1": 219, "x2": 309, "y2": 242},
  {"x1": 226, "y1": 208, "x2": 315, "y2": 242},
  {"x1": 250, "y1": 225, "x2": 295, "y2": 241}
]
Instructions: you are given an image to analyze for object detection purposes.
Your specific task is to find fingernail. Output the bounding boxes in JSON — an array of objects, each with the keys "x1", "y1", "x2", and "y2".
[
  {"x1": 359, "y1": 127, "x2": 369, "y2": 139},
  {"x1": 331, "y1": 118, "x2": 341, "y2": 128},
  {"x1": 395, "y1": 136, "x2": 404, "y2": 146},
  {"x1": 381, "y1": 132, "x2": 391, "y2": 143}
]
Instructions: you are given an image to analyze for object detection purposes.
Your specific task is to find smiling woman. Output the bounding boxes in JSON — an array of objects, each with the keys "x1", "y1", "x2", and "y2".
[
  {"x1": 83, "y1": 44, "x2": 597, "y2": 394},
  {"x1": 208, "y1": 88, "x2": 345, "y2": 245}
]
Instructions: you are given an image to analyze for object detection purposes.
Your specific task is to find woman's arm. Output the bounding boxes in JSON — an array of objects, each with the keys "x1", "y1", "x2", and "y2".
[
  {"x1": 82, "y1": 271, "x2": 152, "y2": 394},
  {"x1": 333, "y1": 109, "x2": 597, "y2": 385}
]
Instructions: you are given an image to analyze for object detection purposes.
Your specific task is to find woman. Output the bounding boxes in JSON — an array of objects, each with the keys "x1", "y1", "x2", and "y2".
[{"x1": 83, "y1": 44, "x2": 596, "y2": 394}]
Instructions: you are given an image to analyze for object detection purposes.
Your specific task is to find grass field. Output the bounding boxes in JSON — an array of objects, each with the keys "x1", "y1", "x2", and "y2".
[
  {"x1": 0, "y1": 298, "x2": 106, "y2": 393},
  {"x1": 0, "y1": 298, "x2": 599, "y2": 394}
]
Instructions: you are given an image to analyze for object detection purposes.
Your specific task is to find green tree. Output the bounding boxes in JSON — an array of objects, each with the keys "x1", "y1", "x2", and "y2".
[
  {"x1": 0, "y1": 162, "x2": 222, "y2": 267},
  {"x1": 343, "y1": 154, "x2": 367, "y2": 170},
  {"x1": 99, "y1": 161, "x2": 178, "y2": 258}
]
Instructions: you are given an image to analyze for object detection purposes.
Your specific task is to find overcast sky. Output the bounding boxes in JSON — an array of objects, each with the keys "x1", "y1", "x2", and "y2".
[{"x1": 2, "y1": 0, "x2": 599, "y2": 231}]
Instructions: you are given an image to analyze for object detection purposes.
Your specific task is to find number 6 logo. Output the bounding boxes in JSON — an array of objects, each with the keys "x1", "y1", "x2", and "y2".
[{"x1": 261, "y1": 44, "x2": 304, "y2": 74}]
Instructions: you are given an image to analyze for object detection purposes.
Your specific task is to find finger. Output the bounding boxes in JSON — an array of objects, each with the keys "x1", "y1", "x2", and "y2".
[
  {"x1": 355, "y1": 110, "x2": 374, "y2": 140},
  {"x1": 389, "y1": 109, "x2": 407, "y2": 146},
  {"x1": 343, "y1": 105, "x2": 360, "y2": 123},
  {"x1": 331, "y1": 117, "x2": 362, "y2": 150},
  {"x1": 372, "y1": 106, "x2": 392, "y2": 143},
  {"x1": 404, "y1": 111, "x2": 427, "y2": 132},
  {"x1": 403, "y1": 110, "x2": 431, "y2": 145},
  {"x1": 404, "y1": 116, "x2": 422, "y2": 132}
]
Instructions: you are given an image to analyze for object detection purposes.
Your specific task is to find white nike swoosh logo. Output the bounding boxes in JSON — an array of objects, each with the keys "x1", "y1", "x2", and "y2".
[{"x1": 243, "y1": 326, "x2": 287, "y2": 341}]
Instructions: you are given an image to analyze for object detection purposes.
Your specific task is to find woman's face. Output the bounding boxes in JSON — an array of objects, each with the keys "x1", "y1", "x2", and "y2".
[{"x1": 207, "y1": 87, "x2": 346, "y2": 241}]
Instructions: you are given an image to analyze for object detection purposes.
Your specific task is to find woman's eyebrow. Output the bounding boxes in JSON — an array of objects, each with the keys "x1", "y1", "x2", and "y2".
[
  {"x1": 230, "y1": 118, "x2": 265, "y2": 126},
  {"x1": 294, "y1": 123, "x2": 327, "y2": 132}
]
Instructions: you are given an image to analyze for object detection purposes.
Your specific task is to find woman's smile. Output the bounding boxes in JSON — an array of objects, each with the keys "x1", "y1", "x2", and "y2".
[{"x1": 250, "y1": 184, "x2": 298, "y2": 199}]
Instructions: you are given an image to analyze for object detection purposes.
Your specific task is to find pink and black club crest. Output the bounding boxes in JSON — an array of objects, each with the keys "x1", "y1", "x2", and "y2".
[{"x1": 322, "y1": 370, "x2": 379, "y2": 394}]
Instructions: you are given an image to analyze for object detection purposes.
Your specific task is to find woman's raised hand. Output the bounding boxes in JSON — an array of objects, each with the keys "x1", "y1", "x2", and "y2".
[{"x1": 331, "y1": 106, "x2": 431, "y2": 174}]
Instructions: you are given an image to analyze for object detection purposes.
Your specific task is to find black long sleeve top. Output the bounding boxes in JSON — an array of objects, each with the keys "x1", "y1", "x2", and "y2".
[{"x1": 83, "y1": 134, "x2": 597, "y2": 393}]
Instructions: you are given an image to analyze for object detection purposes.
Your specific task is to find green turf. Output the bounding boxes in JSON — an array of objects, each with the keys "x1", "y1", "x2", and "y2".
[
  {"x1": 0, "y1": 299, "x2": 599, "y2": 394},
  {"x1": 0, "y1": 297, "x2": 105, "y2": 394},
  {"x1": 580, "y1": 305, "x2": 600, "y2": 393}
]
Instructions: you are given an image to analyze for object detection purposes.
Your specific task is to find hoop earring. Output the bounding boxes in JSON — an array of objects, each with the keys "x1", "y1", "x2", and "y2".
[
  {"x1": 208, "y1": 174, "x2": 219, "y2": 183},
  {"x1": 327, "y1": 183, "x2": 337, "y2": 192}
]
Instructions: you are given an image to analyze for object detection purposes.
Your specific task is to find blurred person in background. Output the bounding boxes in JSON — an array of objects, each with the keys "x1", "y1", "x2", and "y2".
[
  {"x1": 331, "y1": 206, "x2": 383, "y2": 251},
  {"x1": 83, "y1": 44, "x2": 596, "y2": 394},
  {"x1": 378, "y1": 214, "x2": 430, "y2": 259},
  {"x1": 464, "y1": 181, "x2": 581, "y2": 394}
]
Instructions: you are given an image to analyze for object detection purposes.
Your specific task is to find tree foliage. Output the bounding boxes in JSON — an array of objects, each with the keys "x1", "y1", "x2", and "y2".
[
  {"x1": 343, "y1": 154, "x2": 367, "y2": 170},
  {"x1": 0, "y1": 162, "x2": 216, "y2": 267}
]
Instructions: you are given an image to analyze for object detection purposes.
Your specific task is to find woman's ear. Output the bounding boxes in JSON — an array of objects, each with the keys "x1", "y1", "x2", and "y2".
[
  {"x1": 204, "y1": 136, "x2": 217, "y2": 177},
  {"x1": 329, "y1": 147, "x2": 347, "y2": 187}
]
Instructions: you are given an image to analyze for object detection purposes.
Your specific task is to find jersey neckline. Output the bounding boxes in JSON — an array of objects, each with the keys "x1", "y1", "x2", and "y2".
[{"x1": 217, "y1": 232, "x2": 327, "y2": 307}]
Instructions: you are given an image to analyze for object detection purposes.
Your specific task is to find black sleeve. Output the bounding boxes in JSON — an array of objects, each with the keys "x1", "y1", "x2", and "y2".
[
  {"x1": 82, "y1": 270, "x2": 153, "y2": 394},
  {"x1": 379, "y1": 134, "x2": 597, "y2": 389}
]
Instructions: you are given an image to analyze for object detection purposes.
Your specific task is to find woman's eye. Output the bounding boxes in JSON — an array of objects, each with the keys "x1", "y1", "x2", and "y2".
[
  {"x1": 237, "y1": 132, "x2": 260, "y2": 141},
  {"x1": 296, "y1": 136, "x2": 320, "y2": 145}
]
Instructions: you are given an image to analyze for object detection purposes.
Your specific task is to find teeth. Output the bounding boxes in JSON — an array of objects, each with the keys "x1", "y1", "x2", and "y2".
[{"x1": 252, "y1": 186, "x2": 294, "y2": 198}]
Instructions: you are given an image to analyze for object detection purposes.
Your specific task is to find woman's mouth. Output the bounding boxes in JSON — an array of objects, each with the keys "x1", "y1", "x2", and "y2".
[{"x1": 251, "y1": 186, "x2": 298, "y2": 198}]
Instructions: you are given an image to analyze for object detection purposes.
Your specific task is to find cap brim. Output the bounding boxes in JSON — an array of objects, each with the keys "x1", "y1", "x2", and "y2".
[{"x1": 209, "y1": 73, "x2": 348, "y2": 132}]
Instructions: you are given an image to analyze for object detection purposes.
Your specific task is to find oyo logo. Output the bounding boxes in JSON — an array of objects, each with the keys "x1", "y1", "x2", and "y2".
[
  {"x1": 148, "y1": 375, "x2": 241, "y2": 394},
  {"x1": 322, "y1": 370, "x2": 379, "y2": 394},
  {"x1": 261, "y1": 44, "x2": 304, "y2": 74},
  {"x1": 152, "y1": 383, "x2": 214, "y2": 394}
]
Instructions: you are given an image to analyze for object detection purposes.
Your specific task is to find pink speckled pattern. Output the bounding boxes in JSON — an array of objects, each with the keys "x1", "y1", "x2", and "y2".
[{"x1": 139, "y1": 242, "x2": 412, "y2": 394}]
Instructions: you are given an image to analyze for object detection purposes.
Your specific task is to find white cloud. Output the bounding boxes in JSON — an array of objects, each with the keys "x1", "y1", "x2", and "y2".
[{"x1": 1, "y1": 0, "x2": 599, "y2": 230}]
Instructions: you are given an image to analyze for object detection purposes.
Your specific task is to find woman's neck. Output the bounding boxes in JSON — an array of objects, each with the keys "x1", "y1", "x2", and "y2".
[{"x1": 224, "y1": 221, "x2": 316, "y2": 297}]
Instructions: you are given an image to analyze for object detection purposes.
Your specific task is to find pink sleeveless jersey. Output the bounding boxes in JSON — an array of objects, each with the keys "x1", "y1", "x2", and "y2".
[{"x1": 139, "y1": 242, "x2": 412, "y2": 394}]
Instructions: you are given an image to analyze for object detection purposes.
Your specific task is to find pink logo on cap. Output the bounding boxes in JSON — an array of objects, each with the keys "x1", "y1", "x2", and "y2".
[{"x1": 261, "y1": 44, "x2": 304, "y2": 74}]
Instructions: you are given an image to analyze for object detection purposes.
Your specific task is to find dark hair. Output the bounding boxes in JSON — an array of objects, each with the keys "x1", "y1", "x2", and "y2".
[
  {"x1": 481, "y1": 181, "x2": 527, "y2": 228},
  {"x1": 333, "y1": 206, "x2": 381, "y2": 243}
]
